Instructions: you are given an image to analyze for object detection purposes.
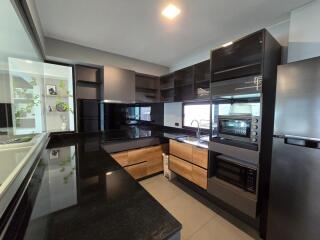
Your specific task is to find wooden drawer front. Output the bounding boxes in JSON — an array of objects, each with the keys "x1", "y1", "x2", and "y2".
[
  {"x1": 192, "y1": 165, "x2": 208, "y2": 189},
  {"x1": 169, "y1": 140, "x2": 193, "y2": 162},
  {"x1": 146, "y1": 145, "x2": 164, "y2": 175},
  {"x1": 192, "y1": 147, "x2": 208, "y2": 169},
  {"x1": 169, "y1": 155, "x2": 192, "y2": 181},
  {"x1": 127, "y1": 147, "x2": 149, "y2": 165},
  {"x1": 125, "y1": 162, "x2": 147, "y2": 179},
  {"x1": 111, "y1": 151, "x2": 128, "y2": 167}
]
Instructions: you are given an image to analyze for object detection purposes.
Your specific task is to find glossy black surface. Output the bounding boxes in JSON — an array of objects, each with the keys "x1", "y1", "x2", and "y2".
[{"x1": 6, "y1": 131, "x2": 182, "y2": 240}]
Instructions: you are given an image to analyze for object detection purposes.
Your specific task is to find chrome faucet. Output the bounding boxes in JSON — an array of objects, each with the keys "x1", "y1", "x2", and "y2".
[{"x1": 191, "y1": 120, "x2": 201, "y2": 139}]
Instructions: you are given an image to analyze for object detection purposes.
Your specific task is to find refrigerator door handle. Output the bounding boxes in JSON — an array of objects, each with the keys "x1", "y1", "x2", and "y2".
[{"x1": 283, "y1": 135, "x2": 320, "y2": 149}]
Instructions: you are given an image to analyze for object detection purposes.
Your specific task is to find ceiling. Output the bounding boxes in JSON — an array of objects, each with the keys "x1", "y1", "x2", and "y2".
[{"x1": 35, "y1": 0, "x2": 312, "y2": 67}]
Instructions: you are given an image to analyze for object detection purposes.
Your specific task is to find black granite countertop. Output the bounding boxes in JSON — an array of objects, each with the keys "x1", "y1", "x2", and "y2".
[
  {"x1": 18, "y1": 133, "x2": 182, "y2": 240},
  {"x1": 101, "y1": 125, "x2": 190, "y2": 143}
]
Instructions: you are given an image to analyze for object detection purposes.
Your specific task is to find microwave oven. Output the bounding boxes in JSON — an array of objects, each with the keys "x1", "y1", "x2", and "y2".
[
  {"x1": 218, "y1": 115, "x2": 260, "y2": 144},
  {"x1": 213, "y1": 155, "x2": 257, "y2": 193}
]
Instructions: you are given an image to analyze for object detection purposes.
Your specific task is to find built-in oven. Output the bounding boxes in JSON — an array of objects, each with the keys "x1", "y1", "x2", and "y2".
[
  {"x1": 218, "y1": 115, "x2": 259, "y2": 145},
  {"x1": 213, "y1": 154, "x2": 257, "y2": 193}
]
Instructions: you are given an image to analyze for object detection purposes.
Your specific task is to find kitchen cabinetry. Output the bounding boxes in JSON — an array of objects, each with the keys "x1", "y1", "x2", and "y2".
[
  {"x1": 174, "y1": 66, "x2": 194, "y2": 101},
  {"x1": 75, "y1": 64, "x2": 103, "y2": 133},
  {"x1": 169, "y1": 140, "x2": 193, "y2": 162},
  {"x1": 111, "y1": 144, "x2": 166, "y2": 180},
  {"x1": 160, "y1": 73, "x2": 175, "y2": 102},
  {"x1": 169, "y1": 140, "x2": 208, "y2": 189},
  {"x1": 135, "y1": 73, "x2": 160, "y2": 103},
  {"x1": 211, "y1": 30, "x2": 264, "y2": 82},
  {"x1": 125, "y1": 162, "x2": 148, "y2": 180},
  {"x1": 169, "y1": 155, "x2": 193, "y2": 181},
  {"x1": 160, "y1": 60, "x2": 210, "y2": 102},
  {"x1": 76, "y1": 65, "x2": 103, "y2": 100},
  {"x1": 104, "y1": 66, "x2": 135, "y2": 103},
  {"x1": 194, "y1": 60, "x2": 210, "y2": 99}
]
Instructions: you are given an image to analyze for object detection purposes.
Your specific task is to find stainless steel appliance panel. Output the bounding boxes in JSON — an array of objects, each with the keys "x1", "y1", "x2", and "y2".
[
  {"x1": 274, "y1": 58, "x2": 320, "y2": 139},
  {"x1": 267, "y1": 136, "x2": 320, "y2": 240}
]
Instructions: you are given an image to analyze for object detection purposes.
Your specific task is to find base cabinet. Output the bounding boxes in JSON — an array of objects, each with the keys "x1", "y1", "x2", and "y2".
[
  {"x1": 192, "y1": 165, "x2": 208, "y2": 189},
  {"x1": 111, "y1": 144, "x2": 166, "y2": 180},
  {"x1": 169, "y1": 140, "x2": 208, "y2": 189},
  {"x1": 125, "y1": 162, "x2": 148, "y2": 179},
  {"x1": 169, "y1": 155, "x2": 193, "y2": 181}
]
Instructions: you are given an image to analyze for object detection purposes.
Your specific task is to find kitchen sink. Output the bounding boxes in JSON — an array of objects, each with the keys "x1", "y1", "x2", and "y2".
[
  {"x1": 0, "y1": 133, "x2": 47, "y2": 218},
  {"x1": 176, "y1": 136, "x2": 209, "y2": 148}
]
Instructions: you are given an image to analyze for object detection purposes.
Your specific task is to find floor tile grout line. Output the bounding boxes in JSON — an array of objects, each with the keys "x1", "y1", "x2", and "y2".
[{"x1": 184, "y1": 215, "x2": 215, "y2": 240}]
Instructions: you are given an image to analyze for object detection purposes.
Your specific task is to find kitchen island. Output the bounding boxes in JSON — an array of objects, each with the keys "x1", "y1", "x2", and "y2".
[{"x1": 2, "y1": 130, "x2": 182, "y2": 240}]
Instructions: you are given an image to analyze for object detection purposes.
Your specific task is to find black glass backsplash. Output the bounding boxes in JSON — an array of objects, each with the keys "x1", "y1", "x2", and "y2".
[{"x1": 103, "y1": 103, "x2": 164, "y2": 130}]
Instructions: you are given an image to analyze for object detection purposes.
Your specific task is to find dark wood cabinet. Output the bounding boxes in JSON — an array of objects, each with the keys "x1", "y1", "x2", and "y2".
[
  {"x1": 75, "y1": 65, "x2": 103, "y2": 100},
  {"x1": 160, "y1": 61, "x2": 211, "y2": 102},
  {"x1": 75, "y1": 65, "x2": 103, "y2": 133},
  {"x1": 135, "y1": 73, "x2": 160, "y2": 103},
  {"x1": 174, "y1": 66, "x2": 194, "y2": 101},
  {"x1": 194, "y1": 60, "x2": 210, "y2": 99},
  {"x1": 104, "y1": 66, "x2": 135, "y2": 103},
  {"x1": 160, "y1": 73, "x2": 175, "y2": 102}
]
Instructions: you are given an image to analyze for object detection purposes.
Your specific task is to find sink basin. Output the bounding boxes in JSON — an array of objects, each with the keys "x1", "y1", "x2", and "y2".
[
  {"x1": 0, "y1": 133, "x2": 47, "y2": 218},
  {"x1": 0, "y1": 147, "x2": 31, "y2": 185},
  {"x1": 176, "y1": 136, "x2": 209, "y2": 148}
]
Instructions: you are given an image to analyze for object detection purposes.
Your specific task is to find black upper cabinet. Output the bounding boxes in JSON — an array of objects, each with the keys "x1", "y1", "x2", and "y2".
[
  {"x1": 174, "y1": 66, "x2": 194, "y2": 101},
  {"x1": 75, "y1": 65, "x2": 103, "y2": 100},
  {"x1": 160, "y1": 61, "x2": 210, "y2": 102},
  {"x1": 212, "y1": 31, "x2": 263, "y2": 82},
  {"x1": 135, "y1": 73, "x2": 160, "y2": 103},
  {"x1": 194, "y1": 60, "x2": 210, "y2": 99},
  {"x1": 160, "y1": 73, "x2": 175, "y2": 102}
]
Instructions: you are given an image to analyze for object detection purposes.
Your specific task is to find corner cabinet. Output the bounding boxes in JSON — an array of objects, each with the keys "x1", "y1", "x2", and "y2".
[
  {"x1": 103, "y1": 66, "x2": 135, "y2": 103},
  {"x1": 169, "y1": 140, "x2": 208, "y2": 189},
  {"x1": 111, "y1": 144, "x2": 167, "y2": 180}
]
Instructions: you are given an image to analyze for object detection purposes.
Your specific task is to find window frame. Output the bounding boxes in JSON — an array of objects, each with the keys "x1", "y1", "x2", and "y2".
[{"x1": 182, "y1": 101, "x2": 211, "y2": 133}]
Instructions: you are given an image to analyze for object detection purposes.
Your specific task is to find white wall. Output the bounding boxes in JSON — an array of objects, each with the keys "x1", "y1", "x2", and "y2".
[
  {"x1": 164, "y1": 102, "x2": 182, "y2": 128},
  {"x1": 288, "y1": 0, "x2": 320, "y2": 62},
  {"x1": 169, "y1": 20, "x2": 290, "y2": 71},
  {"x1": 45, "y1": 38, "x2": 169, "y2": 76},
  {"x1": 25, "y1": 0, "x2": 46, "y2": 53}
]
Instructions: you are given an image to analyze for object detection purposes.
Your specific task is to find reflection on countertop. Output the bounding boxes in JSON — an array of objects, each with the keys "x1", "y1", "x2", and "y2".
[
  {"x1": 101, "y1": 125, "x2": 209, "y2": 148},
  {"x1": 20, "y1": 132, "x2": 181, "y2": 240}
]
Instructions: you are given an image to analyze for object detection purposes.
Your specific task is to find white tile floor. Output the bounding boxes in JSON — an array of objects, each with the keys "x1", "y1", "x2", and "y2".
[{"x1": 140, "y1": 174, "x2": 260, "y2": 240}]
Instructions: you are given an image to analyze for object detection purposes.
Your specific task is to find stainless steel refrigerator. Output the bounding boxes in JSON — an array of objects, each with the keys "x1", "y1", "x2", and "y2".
[{"x1": 267, "y1": 57, "x2": 320, "y2": 240}]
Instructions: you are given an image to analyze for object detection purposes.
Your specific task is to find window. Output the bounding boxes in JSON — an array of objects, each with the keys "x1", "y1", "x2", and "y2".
[
  {"x1": 140, "y1": 106, "x2": 151, "y2": 121},
  {"x1": 183, "y1": 103, "x2": 210, "y2": 129}
]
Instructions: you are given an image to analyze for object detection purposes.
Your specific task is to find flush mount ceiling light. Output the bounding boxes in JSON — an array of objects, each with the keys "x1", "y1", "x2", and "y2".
[
  {"x1": 162, "y1": 4, "x2": 181, "y2": 20},
  {"x1": 222, "y1": 41, "x2": 233, "y2": 47}
]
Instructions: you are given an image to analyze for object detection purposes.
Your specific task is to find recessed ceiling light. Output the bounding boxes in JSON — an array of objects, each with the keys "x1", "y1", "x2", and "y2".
[
  {"x1": 222, "y1": 42, "x2": 233, "y2": 47},
  {"x1": 162, "y1": 4, "x2": 181, "y2": 20}
]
